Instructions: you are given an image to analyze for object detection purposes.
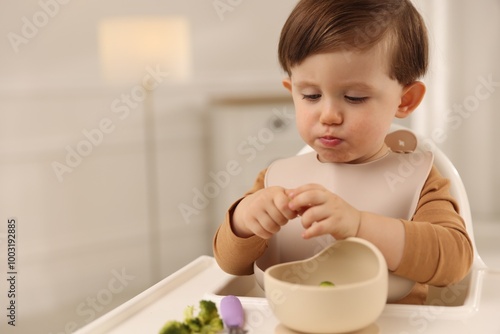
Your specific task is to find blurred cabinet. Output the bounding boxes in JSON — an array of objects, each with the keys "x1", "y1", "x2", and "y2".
[{"x1": 0, "y1": 91, "x2": 210, "y2": 334}]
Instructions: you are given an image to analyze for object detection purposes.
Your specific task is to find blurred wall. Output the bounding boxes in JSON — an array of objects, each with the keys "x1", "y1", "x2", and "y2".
[
  {"x1": 0, "y1": 1, "x2": 298, "y2": 333},
  {"x1": 413, "y1": 0, "x2": 500, "y2": 220}
]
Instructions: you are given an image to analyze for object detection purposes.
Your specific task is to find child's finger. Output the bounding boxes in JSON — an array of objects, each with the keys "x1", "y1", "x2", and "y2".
[
  {"x1": 288, "y1": 189, "x2": 323, "y2": 211},
  {"x1": 286, "y1": 183, "x2": 324, "y2": 197},
  {"x1": 274, "y1": 191, "x2": 299, "y2": 220},
  {"x1": 302, "y1": 221, "x2": 326, "y2": 239},
  {"x1": 265, "y1": 202, "x2": 289, "y2": 227}
]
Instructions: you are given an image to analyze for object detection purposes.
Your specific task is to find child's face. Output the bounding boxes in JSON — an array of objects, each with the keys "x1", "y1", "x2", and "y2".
[{"x1": 284, "y1": 45, "x2": 411, "y2": 164}]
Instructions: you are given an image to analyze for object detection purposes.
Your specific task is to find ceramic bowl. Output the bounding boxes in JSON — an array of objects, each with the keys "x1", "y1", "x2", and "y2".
[{"x1": 263, "y1": 237, "x2": 388, "y2": 334}]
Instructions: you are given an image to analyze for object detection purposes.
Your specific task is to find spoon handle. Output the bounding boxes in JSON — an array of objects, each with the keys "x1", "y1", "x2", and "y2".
[{"x1": 220, "y1": 295, "x2": 245, "y2": 328}]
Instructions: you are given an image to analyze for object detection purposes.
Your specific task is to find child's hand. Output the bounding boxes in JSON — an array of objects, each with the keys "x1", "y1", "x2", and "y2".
[
  {"x1": 232, "y1": 186, "x2": 298, "y2": 239},
  {"x1": 286, "y1": 184, "x2": 361, "y2": 240}
]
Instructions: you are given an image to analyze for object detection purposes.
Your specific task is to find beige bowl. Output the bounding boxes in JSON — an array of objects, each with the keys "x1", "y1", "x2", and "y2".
[{"x1": 264, "y1": 237, "x2": 388, "y2": 334}]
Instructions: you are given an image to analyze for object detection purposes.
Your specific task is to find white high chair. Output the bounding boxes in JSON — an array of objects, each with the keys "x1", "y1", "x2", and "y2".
[{"x1": 298, "y1": 123, "x2": 488, "y2": 308}]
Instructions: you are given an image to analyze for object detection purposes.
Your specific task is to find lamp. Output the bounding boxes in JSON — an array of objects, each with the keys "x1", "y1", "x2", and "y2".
[
  {"x1": 98, "y1": 16, "x2": 191, "y2": 84},
  {"x1": 98, "y1": 17, "x2": 191, "y2": 284}
]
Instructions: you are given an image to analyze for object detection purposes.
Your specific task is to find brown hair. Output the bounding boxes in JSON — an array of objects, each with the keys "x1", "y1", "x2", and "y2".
[{"x1": 278, "y1": 0, "x2": 428, "y2": 85}]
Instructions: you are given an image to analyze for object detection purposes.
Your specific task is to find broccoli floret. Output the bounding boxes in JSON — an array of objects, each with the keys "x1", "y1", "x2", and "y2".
[
  {"x1": 159, "y1": 300, "x2": 224, "y2": 334},
  {"x1": 159, "y1": 320, "x2": 190, "y2": 334},
  {"x1": 201, "y1": 318, "x2": 223, "y2": 334},
  {"x1": 198, "y1": 300, "x2": 219, "y2": 325},
  {"x1": 185, "y1": 317, "x2": 202, "y2": 332},
  {"x1": 184, "y1": 305, "x2": 194, "y2": 320},
  {"x1": 197, "y1": 300, "x2": 223, "y2": 333}
]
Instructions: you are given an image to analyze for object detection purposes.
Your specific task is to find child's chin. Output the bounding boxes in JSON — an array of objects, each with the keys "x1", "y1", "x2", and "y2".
[{"x1": 315, "y1": 151, "x2": 348, "y2": 164}]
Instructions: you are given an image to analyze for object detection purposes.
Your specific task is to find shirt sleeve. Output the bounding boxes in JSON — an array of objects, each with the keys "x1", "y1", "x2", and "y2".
[
  {"x1": 212, "y1": 169, "x2": 268, "y2": 275},
  {"x1": 392, "y1": 165, "x2": 474, "y2": 286}
]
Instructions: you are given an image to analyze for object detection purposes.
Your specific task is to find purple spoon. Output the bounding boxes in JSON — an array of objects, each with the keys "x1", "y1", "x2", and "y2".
[{"x1": 220, "y1": 295, "x2": 246, "y2": 333}]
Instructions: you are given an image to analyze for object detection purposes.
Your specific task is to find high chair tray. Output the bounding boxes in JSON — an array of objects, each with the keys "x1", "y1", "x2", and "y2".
[{"x1": 75, "y1": 256, "x2": 500, "y2": 334}]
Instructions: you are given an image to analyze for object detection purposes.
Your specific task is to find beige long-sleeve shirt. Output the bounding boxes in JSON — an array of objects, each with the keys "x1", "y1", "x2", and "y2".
[{"x1": 212, "y1": 166, "x2": 473, "y2": 304}]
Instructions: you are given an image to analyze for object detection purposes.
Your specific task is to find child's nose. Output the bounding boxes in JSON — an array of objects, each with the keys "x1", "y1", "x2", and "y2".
[{"x1": 320, "y1": 103, "x2": 343, "y2": 125}]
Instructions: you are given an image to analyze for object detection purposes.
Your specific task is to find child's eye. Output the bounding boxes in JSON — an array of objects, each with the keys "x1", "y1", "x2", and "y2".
[
  {"x1": 345, "y1": 96, "x2": 368, "y2": 104},
  {"x1": 302, "y1": 94, "x2": 321, "y2": 101}
]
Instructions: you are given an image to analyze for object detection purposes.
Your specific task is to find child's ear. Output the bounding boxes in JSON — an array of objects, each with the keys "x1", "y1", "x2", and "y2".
[
  {"x1": 396, "y1": 81, "x2": 426, "y2": 118},
  {"x1": 282, "y1": 78, "x2": 292, "y2": 93}
]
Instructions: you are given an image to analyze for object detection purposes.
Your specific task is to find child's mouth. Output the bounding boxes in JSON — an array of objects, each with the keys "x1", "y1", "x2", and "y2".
[{"x1": 319, "y1": 136, "x2": 343, "y2": 147}]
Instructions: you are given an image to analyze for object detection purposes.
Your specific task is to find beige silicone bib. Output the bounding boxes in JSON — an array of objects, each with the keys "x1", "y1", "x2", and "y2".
[{"x1": 263, "y1": 134, "x2": 433, "y2": 302}]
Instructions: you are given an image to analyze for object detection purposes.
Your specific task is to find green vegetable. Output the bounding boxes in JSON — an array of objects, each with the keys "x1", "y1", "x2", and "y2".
[
  {"x1": 197, "y1": 300, "x2": 220, "y2": 326},
  {"x1": 319, "y1": 281, "x2": 335, "y2": 287},
  {"x1": 158, "y1": 321, "x2": 190, "y2": 334},
  {"x1": 159, "y1": 300, "x2": 223, "y2": 334}
]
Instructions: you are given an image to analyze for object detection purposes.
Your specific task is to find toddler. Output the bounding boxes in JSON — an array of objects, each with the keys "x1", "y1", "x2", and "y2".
[{"x1": 213, "y1": 0, "x2": 473, "y2": 304}]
